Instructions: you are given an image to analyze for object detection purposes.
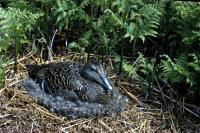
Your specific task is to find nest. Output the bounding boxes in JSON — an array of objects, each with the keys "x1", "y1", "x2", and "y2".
[
  {"x1": 1, "y1": 52, "x2": 200, "y2": 132},
  {"x1": 20, "y1": 77, "x2": 128, "y2": 119}
]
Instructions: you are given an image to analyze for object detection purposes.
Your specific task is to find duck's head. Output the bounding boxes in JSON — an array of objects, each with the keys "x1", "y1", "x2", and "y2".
[{"x1": 81, "y1": 61, "x2": 113, "y2": 93}]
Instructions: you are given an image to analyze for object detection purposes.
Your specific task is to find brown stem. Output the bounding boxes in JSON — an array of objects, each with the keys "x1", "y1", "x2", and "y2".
[{"x1": 14, "y1": 40, "x2": 18, "y2": 74}]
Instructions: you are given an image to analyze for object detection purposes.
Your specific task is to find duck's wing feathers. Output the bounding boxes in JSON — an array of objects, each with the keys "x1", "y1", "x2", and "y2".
[
  {"x1": 26, "y1": 62, "x2": 85, "y2": 94},
  {"x1": 26, "y1": 61, "x2": 113, "y2": 103}
]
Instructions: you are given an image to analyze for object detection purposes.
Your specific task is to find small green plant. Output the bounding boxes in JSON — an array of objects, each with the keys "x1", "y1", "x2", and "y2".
[
  {"x1": 68, "y1": 30, "x2": 92, "y2": 52},
  {"x1": 122, "y1": 53, "x2": 156, "y2": 92},
  {"x1": 51, "y1": 0, "x2": 163, "y2": 58},
  {"x1": 160, "y1": 54, "x2": 200, "y2": 90},
  {"x1": 53, "y1": 0, "x2": 90, "y2": 31},
  {"x1": 0, "y1": 7, "x2": 42, "y2": 72},
  {"x1": 0, "y1": 56, "x2": 8, "y2": 87},
  {"x1": 157, "y1": 2, "x2": 200, "y2": 95}
]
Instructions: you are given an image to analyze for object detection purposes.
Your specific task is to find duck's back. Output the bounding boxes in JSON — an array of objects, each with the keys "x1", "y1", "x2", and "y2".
[
  {"x1": 26, "y1": 61, "x2": 113, "y2": 103},
  {"x1": 27, "y1": 61, "x2": 81, "y2": 91}
]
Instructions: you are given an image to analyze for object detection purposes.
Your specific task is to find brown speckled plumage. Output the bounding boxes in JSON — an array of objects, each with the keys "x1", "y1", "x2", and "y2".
[
  {"x1": 20, "y1": 78, "x2": 128, "y2": 118},
  {"x1": 26, "y1": 61, "x2": 113, "y2": 104},
  {"x1": 21, "y1": 61, "x2": 128, "y2": 118}
]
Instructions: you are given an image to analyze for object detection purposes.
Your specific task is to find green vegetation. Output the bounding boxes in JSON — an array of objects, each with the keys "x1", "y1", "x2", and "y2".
[
  {"x1": 0, "y1": 56, "x2": 7, "y2": 87},
  {"x1": 0, "y1": 0, "x2": 200, "y2": 109}
]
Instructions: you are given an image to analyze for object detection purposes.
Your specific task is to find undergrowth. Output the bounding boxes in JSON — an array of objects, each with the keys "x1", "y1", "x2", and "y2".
[{"x1": 0, "y1": 0, "x2": 200, "y2": 116}]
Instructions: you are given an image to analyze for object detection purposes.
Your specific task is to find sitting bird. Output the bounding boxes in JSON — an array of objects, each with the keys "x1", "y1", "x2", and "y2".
[
  {"x1": 20, "y1": 77, "x2": 128, "y2": 118},
  {"x1": 26, "y1": 60, "x2": 114, "y2": 104}
]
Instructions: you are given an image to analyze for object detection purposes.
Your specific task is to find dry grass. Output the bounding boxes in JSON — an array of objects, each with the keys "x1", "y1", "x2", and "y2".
[{"x1": 0, "y1": 52, "x2": 199, "y2": 133}]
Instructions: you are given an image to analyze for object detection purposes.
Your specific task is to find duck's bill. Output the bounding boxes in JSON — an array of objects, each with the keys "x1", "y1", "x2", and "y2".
[
  {"x1": 102, "y1": 75, "x2": 112, "y2": 92},
  {"x1": 98, "y1": 68, "x2": 113, "y2": 92}
]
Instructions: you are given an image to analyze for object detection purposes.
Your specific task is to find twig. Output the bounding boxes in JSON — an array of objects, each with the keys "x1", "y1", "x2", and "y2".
[
  {"x1": 169, "y1": 110, "x2": 177, "y2": 133},
  {"x1": 0, "y1": 88, "x2": 6, "y2": 95},
  {"x1": 119, "y1": 84, "x2": 143, "y2": 106},
  {"x1": 50, "y1": 29, "x2": 58, "y2": 49},
  {"x1": 18, "y1": 61, "x2": 26, "y2": 69},
  {"x1": 37, "y1": 27, "x2": 47, "y2": 62},
  {"x1": 37, "y1": 27, "x2": 47, "y2": 44},
  {"x1": 30, "y1": 122, "x2": 34, "y2": 133},
  {"x1": 14, "y1": 40, "x2": 18, "y2": 73},
  {"x1": 61, "y1": 119, "x2": 91, "y2": 129},
  {"x1": 47, "y1": 46, "x2": 54, "y2": 61},
  {"x1": 59, "y1": 127, "x2": 69, "y2": 133},
  {"x1": 8, "y1": 79, "x2": 25, "y2": 87},
  {"x1": 153, "y1": 74, "x2": 167, "y2": 107},
  {"x1": 98, "y1": 119, "x2": 113, "y2": 131},
  {"x1": 7, "y1": 51, "x2": 35, "y2": 66},
  {"x1": 48, "y1": 29, "x2": 58, "y2": 61},
  {"x1": 135, "y1": 76, "x2": 200, "y2": 118},
  {"x1": 32, "y1": 35, "x2": 37, "y2": 52},
  {"x1": 0, "y1": 120, "x2": 12, "y2": 127},
  {"x1": 31, "y1": 103, "x2": 65, "y2": 122},
  {"x1": 0, "y1": 114, "x2": 11, "y2": 119},
  {"x1": 152, "y1": 86, "x2": 200, "y2": 118},
  {"x1": 109, "y1": 58, "x2": 113, "y2": 70},
  {"x1": 139, "y1": 119, "x2": 147, "y2": 132}
]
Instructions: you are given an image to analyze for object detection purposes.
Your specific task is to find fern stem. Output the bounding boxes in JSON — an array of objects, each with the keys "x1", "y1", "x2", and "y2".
[
  {"x1": 119, "y1": 43, "x2": 124, "y2": 74},
  {"x1": 14, "y1": 40, "x2": 18, "y2": 74},
  {"x1": 153, "y1": 72, "x2": 167, "y2": 107},
  {"x1": 132, "y1": 39, "x2": 137, "y2": 62}
]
